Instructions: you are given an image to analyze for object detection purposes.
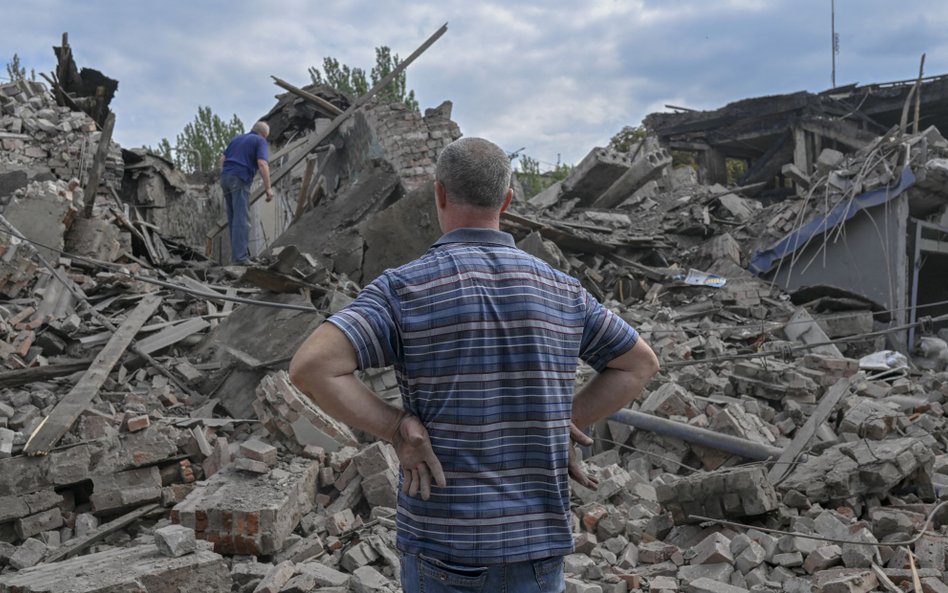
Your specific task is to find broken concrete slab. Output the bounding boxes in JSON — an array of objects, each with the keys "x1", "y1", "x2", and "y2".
[{"x1": 0, "y1": 543, "x2": 228, "y2": 592}]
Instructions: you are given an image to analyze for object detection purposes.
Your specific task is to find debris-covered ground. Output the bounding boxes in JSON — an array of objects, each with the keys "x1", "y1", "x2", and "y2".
[{"x1": 2, "y1": 38, "x2": 948, "y2": 593}]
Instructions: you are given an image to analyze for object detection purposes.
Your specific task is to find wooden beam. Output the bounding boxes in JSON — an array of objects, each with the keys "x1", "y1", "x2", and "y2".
[
  {"x1": 294, "y1": 157, "x2": 317, "y2": 223},
  {"x1": 45, "y1": 503, "x2": 161, "y2": 562},
  {"x1": 23, "y1": 294, "x2": 162, "y2": 455},
  {"x1": 767, "y1": 376, "x2": 852, "y2": 484},
  {"x1": 0, "y1": 360, "x2": 92, "y2": 389},
  {"x1": 82, "y1": 112, "x2": 116, "y2": 218},
  {"x1": 271, "y1": 76, "x2": 344, "y2": 116},
  {"x1": 204, "y1": 22, "x2": 449, "y2": 251}
]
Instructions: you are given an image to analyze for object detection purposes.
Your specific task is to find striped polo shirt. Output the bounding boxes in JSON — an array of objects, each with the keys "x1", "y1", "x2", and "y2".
[{"x1": 328, "y1": 227, "x2": 638, "y2": 565}]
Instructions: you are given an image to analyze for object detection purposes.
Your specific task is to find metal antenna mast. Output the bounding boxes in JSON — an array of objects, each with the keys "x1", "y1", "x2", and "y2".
[{"x1": 831, "y1": 0, "x2": 838, "y2": 87}]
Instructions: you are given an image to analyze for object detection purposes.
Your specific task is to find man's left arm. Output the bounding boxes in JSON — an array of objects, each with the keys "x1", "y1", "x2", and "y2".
[
  {"x1": 257, "y1": 160, "x2": 273, "y2": 201},
  {"x1": 289, "y1": 323, "x2": 446, "y2": 499}
]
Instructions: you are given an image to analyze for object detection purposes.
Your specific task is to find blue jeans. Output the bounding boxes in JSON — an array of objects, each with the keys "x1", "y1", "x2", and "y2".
[
  {"x1": 220, "y1": 173, "x2": 251, "y2": 263},
  {"x1": 400, "y1": 553, "x2": 564, "y2": 593}
]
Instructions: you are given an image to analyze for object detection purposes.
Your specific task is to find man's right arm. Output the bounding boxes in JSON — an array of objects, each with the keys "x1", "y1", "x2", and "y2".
[{"x1": 571, "y1": 339, "x2": 659, "y2": 430}]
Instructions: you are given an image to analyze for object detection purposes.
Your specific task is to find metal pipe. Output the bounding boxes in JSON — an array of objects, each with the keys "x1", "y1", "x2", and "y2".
[{"x1": 607, "y1": 409, "x2": 782, "y2": 461}]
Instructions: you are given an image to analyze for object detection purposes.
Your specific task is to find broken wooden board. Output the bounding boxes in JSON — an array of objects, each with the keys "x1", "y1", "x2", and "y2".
[
  {"x1": 133, "y1": 317, "x2": 210, "y2": 356},
  {"x1": 45, "y1": 503, "x2": 162, "y2": 562},
  {"x1": 767, "y1": 375, "x2": 853, "y2": 484},
  {"x1": 0, "y1": 360, "x2": 92, "y2": 389},
  {"x1": 23, "y1": 294, "x2": 163, "y2": 455}
]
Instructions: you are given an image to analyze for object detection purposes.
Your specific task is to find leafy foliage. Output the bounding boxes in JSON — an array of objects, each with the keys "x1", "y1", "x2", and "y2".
[
  {"x1": 5, "y1": 53, "x2": 35, "y2": 82},
  {"x1": 608, "y1": 125, "x2": 647, "y2": 153},
  {"x1": 150, "y1": 106, "x2": 244, "y2": 174},
  {"x1": 309, "y1": 46, "x2": 418, "y2": 111},
  {"x1": 516, "y1": 155, "x2": 572, "y2": 199}
]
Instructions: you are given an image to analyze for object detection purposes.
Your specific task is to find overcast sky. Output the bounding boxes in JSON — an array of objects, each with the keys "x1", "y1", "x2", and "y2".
[{"x1": 3, "y1": 1, "x2": 946, "y2": 170}]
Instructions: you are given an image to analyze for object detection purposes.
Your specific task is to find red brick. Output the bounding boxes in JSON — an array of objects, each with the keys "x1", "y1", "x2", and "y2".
[{"x1": 126, "y1": 415, "x2": 150, "y2": 432}]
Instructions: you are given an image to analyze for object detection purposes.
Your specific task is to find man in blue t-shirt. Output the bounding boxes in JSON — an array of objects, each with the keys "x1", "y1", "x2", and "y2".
[
  {"x1": 219, "y1": 121, "x2": 273, "y2": 265},
  {"x1": 289, "y1": 137, "x2": 660, "y2": 593}
]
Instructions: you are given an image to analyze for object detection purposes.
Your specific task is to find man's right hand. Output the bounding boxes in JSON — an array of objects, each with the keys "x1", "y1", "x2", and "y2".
[
  {"x1": 391, "y1": 412, "x2": 446, "y2": 500},
  {"x1": 568, "y1": 422, "x2": 599, "y2": 490},
  {"x1": 265, "y1": 188, "x2": 274, "y2": 202}
]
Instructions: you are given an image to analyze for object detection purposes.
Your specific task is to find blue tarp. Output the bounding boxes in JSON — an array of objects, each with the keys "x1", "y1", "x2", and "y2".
[{"x1": 748, "y1": 166, "x2": 916, "y2": 275}]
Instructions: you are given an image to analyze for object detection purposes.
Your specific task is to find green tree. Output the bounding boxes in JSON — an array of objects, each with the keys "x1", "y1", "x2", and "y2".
[
  {"x1": 608, "y1": 125, "x2": 647, "y2": 153},
  {"x1": 517, "y1": 155, "x2": 544, "y2": 197},
  {"x1": 5, "y1": 53, "x2": 35, "y2": 82},
  {"x1": 309, "y1": 45, "x2": 418, "y2": 111},
  {"x1": 150, "y1": 106, "x2": 244, "y2": 174}
]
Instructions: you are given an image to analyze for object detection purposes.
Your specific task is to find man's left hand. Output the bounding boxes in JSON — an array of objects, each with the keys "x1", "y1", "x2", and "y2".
[{"x1": 391, "y1": 412, "x2": 446, "y2": 500}]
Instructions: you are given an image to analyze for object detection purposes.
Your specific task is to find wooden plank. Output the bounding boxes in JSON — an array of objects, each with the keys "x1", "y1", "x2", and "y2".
[
  {"x1": 271, "y1": 75, "x2": 344, "y2": 116},
  {"x1": 82, "y1": 112, "x2": 116, "y2": 218},
  {"x1": 0, "y1": 361, "x2": 92, "y2": 388},
  {"x1": 45, "y1": 503, "x2": 161, "y2": 562},
  {"x1": 132, "y1": 317, "x2": 210, "y2": 356},
  {"x1": 294, "y1": 157, "x2": 317, "y2": 223},
  {"x1": 204, "y1": 23, "x2": 448, "y2": 249},
  {"x1": 767, "y1": 376, "x2": 852, "y2": 484},
  {"x1": 23, "y1": 295, "x2": 162, "y2": 455}
]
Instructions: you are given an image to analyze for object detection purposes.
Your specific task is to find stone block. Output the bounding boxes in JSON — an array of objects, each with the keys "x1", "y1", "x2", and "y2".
[{"x1": 154, "y1": 524, "x2": 196, "y2": 558}]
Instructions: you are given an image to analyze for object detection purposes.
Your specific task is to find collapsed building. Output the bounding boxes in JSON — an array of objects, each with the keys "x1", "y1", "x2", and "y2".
[{"x1": 1, "y1": 31, "x2": 948, "y2": 593}]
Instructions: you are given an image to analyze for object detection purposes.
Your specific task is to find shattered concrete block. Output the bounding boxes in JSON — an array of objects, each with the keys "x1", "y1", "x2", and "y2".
[
  {"x1": 8, "y1": 537, "x2": 47, "y2": 570},
  {"x1": 565, "y1": 578, "x2": 603, "y2": 593},
  {"x1": 0, "y1": 543, "x2": 228, "y2": 592},
  {"x1": 341, "y1": 540, "x2": 380, "y2": 572},
  {"x1": 296, "y1": 561, "x2": 351, "y2": 588},
  {"x1": 804, "y1": 545, "x2": 843, "y2": 574},
  {"x1": 154, "y1": 524, "x2": 197, "y2": 558},
  {"x1": 677, "y1": 562, "x2": 734, "y2": 584},
  {"x1": 811, "y1": 568, "x2": 877, "y2": 593},
  {"x1": 233, "y1": 457, "x2": 271, "y2": 474},
  {"x1": 779, "y1": 437, "x2": 934, "y2": 504},
  {"x1": 239, "y1": 439, "x2": 278, "y2": 465},
  {"x1": 171, "y1": 457, "x2": 318, "y2": 555},
  {"x1": 74, "y1": 512, "x2": 98, "y2": 538},
  {"x1": 593, "y1": 146, "x2": 672, "y2": 209},
  {"x1": 734, "y1": 540, "x2": 766, "y2": 574},
  {"x1": 361, "y1": 469, "x2": 398, "y2": 508},
  {"x1": 253, "y1": 560, "x2": 294, "y2": 593},
  {"x1": 685, "y1": 577, "x2": 749, "y2": 593},
  {"x1": 640, "y1": 382, "x2": 702, "y2": 419},
  {"x1": 690, "y1": 532, "x2": 733, "y2": 565},
  {"x1": 561, "y1": 147, "x2": 632, "y2": 207},
  {"x1": 15, "y1": 508, "x2": 62, "y2": 540},
  {"x1": 90, "y1": 466, "x2": 162, "y2": 513},
  {"x1": 656, "y1": 466, "x2": 779, "y2": 524},
  {"x1": 351, "y1": 565, "x2": 390, "y2": 593},
  {"x1": 353, "y1": 441, "x2": 398, "y2": 478}
]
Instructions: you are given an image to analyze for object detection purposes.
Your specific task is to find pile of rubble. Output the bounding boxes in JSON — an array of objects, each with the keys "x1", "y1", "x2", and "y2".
[{"x1": 2, "y1": 38, "x2": 948, "y2": 593}]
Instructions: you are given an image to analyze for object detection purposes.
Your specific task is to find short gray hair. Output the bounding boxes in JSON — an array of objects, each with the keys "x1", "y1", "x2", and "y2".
[
  {"x1": 436, "y1": 137, "x2": 511, "y2": 209},
  {"x1": 252, "y1": 121, "x2": 270, "y2": 137}
]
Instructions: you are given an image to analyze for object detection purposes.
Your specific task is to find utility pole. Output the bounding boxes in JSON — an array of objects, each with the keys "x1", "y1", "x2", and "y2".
[{"x1": 831, "y1": 0, "x2": 838, "y2": 88}]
